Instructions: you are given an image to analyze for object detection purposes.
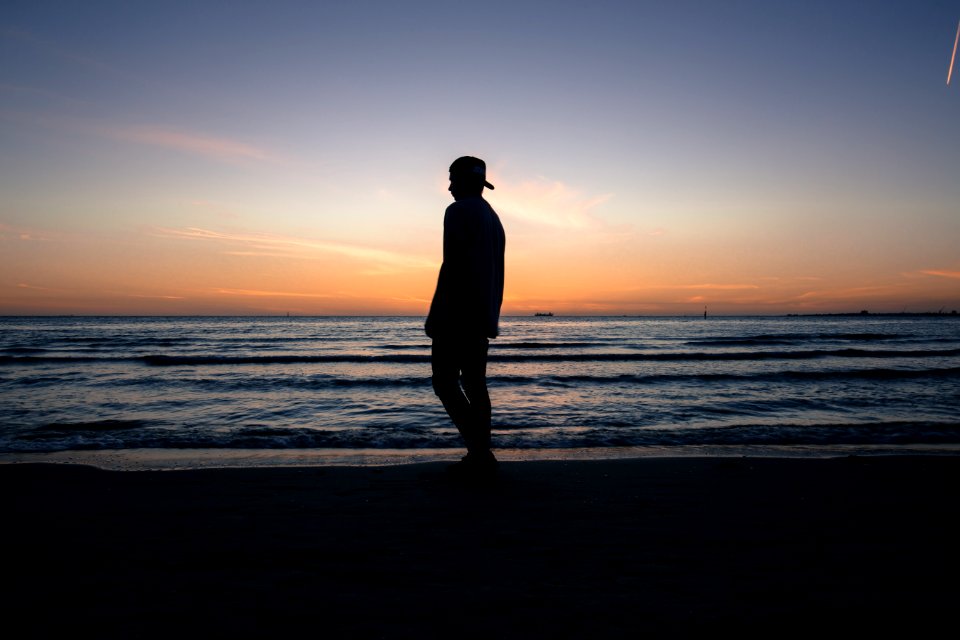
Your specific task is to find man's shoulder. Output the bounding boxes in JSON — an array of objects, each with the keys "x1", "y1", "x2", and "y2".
[
  {"x1": 446, "y1": 197, "x2": 496, "y2": 216},
  {"x1": 445, "y1": 198, "x2": 502, "y2": 238}
]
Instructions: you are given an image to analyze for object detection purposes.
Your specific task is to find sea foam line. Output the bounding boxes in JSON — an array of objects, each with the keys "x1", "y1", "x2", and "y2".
[
  {"x1": 136, "y1": 348, "x2": 960, "y2": 365},
  {"x1": 3, "y1": 348, "x2": 959, "y2": 367}
]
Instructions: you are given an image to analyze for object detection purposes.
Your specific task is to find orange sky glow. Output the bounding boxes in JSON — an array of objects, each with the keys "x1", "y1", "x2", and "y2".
[{"x1": 3, "y1": 192, "x2": 958, "y2": 316}]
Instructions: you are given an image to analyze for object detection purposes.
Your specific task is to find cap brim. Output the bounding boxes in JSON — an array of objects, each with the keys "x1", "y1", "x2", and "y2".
[{"x1": 484, "y1": 181, "x2": 495, "y2": 190}]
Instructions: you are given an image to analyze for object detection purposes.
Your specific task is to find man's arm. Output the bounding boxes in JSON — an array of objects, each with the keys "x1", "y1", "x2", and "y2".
[{"x1": 425, "y1": 205, "x2": 464, "y2": 337}]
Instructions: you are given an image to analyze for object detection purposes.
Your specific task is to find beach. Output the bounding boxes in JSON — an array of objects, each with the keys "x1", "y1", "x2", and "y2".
[{"x1": 5, "y1": 455, "x2": 958, "y2": 637}]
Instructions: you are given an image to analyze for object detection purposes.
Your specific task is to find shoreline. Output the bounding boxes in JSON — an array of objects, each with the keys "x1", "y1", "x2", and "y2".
[
  {"x1": 6, "y1": 455, "x2": 959, "y2": 636},
  {"x1": 4, "y1": 443, "x2": 960, "y2": 471}
]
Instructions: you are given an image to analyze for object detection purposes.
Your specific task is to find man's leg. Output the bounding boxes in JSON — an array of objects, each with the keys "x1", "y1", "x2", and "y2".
[
  {"x1": 459, "y1": 337, "x2": 492, "y2": 455},
  {"x1": 431, "y1": 338, "x2": 478, "y2": 452}
]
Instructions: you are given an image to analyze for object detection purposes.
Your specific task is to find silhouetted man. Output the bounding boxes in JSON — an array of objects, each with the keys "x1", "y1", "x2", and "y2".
[{"x1": 426, "y1": 156, "x2": 505, "y2": 475}]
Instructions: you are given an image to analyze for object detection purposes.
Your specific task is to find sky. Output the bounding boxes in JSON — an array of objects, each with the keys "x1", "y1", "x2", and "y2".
[{"x1": 1, "y1": 0, "x2": 958, "y2": 316}]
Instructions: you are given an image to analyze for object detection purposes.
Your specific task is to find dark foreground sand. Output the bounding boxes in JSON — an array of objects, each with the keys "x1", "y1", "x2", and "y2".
[{"x1": 4, "y1": 456, "x2": 959, "y2": 638}]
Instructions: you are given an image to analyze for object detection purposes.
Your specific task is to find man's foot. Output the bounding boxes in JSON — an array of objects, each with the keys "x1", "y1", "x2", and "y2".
[{"x1": 447, "y1": 450, "x2": 499, "y2": 478}]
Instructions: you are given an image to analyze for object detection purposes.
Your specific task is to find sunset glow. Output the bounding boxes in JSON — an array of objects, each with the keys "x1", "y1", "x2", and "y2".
[{"x1": 2, "y1": 2, "x2": 958, "y2": 316}]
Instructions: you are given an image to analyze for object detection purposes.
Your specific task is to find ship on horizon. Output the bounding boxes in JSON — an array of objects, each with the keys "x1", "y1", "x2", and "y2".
[{"x1": 534, "y1": 311, "x2": 554, "y2": 317}]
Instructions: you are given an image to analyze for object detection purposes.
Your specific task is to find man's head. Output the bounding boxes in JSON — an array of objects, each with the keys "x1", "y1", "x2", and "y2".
[{"x1": 449, "y1": 156, "x2": 494, "y2": 201}]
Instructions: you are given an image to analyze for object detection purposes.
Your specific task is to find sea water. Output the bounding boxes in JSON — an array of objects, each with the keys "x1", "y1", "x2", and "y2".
[{"x1": 1, "y1": 315, "x2": 958, "y2": 466}]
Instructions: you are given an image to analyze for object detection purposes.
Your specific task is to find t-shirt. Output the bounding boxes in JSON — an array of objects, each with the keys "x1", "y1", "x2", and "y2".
[{"x1": 426, "y1": 196, "x2": 505, "y2": 339}]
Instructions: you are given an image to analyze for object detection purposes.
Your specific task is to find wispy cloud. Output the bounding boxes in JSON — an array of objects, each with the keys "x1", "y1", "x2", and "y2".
[
  {"x1": 16, "y1": 283, "x2": 64, "y2": 292},
  {"x1": 495, "y1": 178, "x2": 612, "y2": 230},
  {"x1": 917, "y1": 269, "x2": 960, "y2": 280},
  {"x1": 0, "y1": 107, "x2": 281, "y2": 166},
  {"x1": 1, "y1": 27, "x2": 135, "y2": 84},
  {"x1": 152, "y1": 226, "x2": 434, "y2": 271},
  {"x1": 674, "y1": 283, "x2": 760, "y2": 290},
  {"x1": 616, "y1": 282, "x2": 760, "y2": 294},
  {"x1": 0, "y1": 82, "x2": 94, "y2": 108},
  {"x1": 103, "y1": 126, "x2": 276, "y2": 163},
  {"x1": 789, "y1": 284, "x2": 906, "y2": 307},
  {"x1": 0, "y1": 223, "x2": 55, "y2": 241},
  {"x1": 121, "y1": 293, "x2": 186, "y2": 300},
  {"x1": 212, "y1": 288, "x2": 337, "y2": 298}
]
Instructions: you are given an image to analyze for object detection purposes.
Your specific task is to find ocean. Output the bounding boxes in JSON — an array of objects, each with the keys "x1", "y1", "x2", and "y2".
[{"x1": 1, "y1": 315, "x2": 959, "y2": 468}]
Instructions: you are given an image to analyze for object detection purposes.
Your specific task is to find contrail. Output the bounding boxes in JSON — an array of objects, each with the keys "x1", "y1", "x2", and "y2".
[{"x1": 949, "y1": 19, "x2": 959, "y2": 86}]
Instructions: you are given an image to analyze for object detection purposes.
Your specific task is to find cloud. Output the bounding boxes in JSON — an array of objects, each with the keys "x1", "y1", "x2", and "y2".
[
  {"x1": 16, "y1": 283, "x2": 66, "y2": 292},
  {"x1": 153, "y1": 226, "x2": 435, "y2": 271},
  {"x1": 0, "y1": 223, "x2": 55, "y2": 242},
  {"x1": 122, "y1": 293, "x2": 186, "y2": 300},
  {"x1": 1, "y1": 27, "x2": 132, "y2": 83},
  {"x1": 917, "y1": 269, "x2": 960, "y2": 280},
  {"x1": 103, "y1": 126, "x2": 276, "y2": 163},
  {"x1": 758, "y1": 276, "x2": 823, "y2": 283},
  {"x1": 0, "y1": 82, "x2": 93, "y2": 108},
  {"x1": 212, "y1": 288, "x2": 337, "y2": 298},
  {"x1": 789, "y1": 284, "x2": 906, "y2": 306},
  {"x1": 494, "y1": 178, "x2": 612, "y2": 230},
  {"x1": 17, "y1": 283, "x2": 51, "y2": 290},
  {"x1": 674, "y1": 283, "x2": 760, "y2": 290},
  {"x1": 0, "y1": 107, "x2": 280, "y2": 166},
  {"x1": 616, "y1": 282, "x2": 760, "y2": 294}
]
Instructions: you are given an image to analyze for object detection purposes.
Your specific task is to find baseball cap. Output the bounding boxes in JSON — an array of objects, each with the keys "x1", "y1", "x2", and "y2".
[{"x1": 449, "y1": 156, "x2": 495, "y2": 190}]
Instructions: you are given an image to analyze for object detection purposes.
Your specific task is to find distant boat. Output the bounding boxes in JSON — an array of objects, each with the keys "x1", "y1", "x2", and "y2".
[{"x1": 534, "y1": 312, "x2": 554, "y2": 317}]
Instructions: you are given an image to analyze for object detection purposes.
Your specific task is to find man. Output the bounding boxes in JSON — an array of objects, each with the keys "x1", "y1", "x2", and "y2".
[{"x1": 426, "y1": 156, "x2": 506, "y2": 475}]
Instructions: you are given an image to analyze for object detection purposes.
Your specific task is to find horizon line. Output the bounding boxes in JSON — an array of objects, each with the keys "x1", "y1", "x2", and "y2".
[{"x1": 2, "y1": 311, "x2": 958, "y2": 319}]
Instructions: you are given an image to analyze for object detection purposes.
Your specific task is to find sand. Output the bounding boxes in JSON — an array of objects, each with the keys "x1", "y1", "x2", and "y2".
[{"x1": 4, "y1": 455, "x2": 959, "y2": 638}]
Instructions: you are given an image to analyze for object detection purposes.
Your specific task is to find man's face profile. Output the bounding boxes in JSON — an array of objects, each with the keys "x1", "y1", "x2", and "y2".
[{"x1": 448, "y1": 173, "x2": 480, "y2": 201}]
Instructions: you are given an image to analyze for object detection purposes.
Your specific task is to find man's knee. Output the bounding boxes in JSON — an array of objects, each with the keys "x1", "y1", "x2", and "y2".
[
  {"x1": 460, "y1": 374, "x2": 488, "y2": 400},
  {"x1": 431, "y1": 374, "x2": 459, "y2": 398}
]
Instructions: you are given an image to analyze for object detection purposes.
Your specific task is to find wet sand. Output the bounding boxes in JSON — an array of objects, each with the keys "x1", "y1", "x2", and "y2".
[{"x1": 4, "y1": 456, "x2": 958, "y2": 637}]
